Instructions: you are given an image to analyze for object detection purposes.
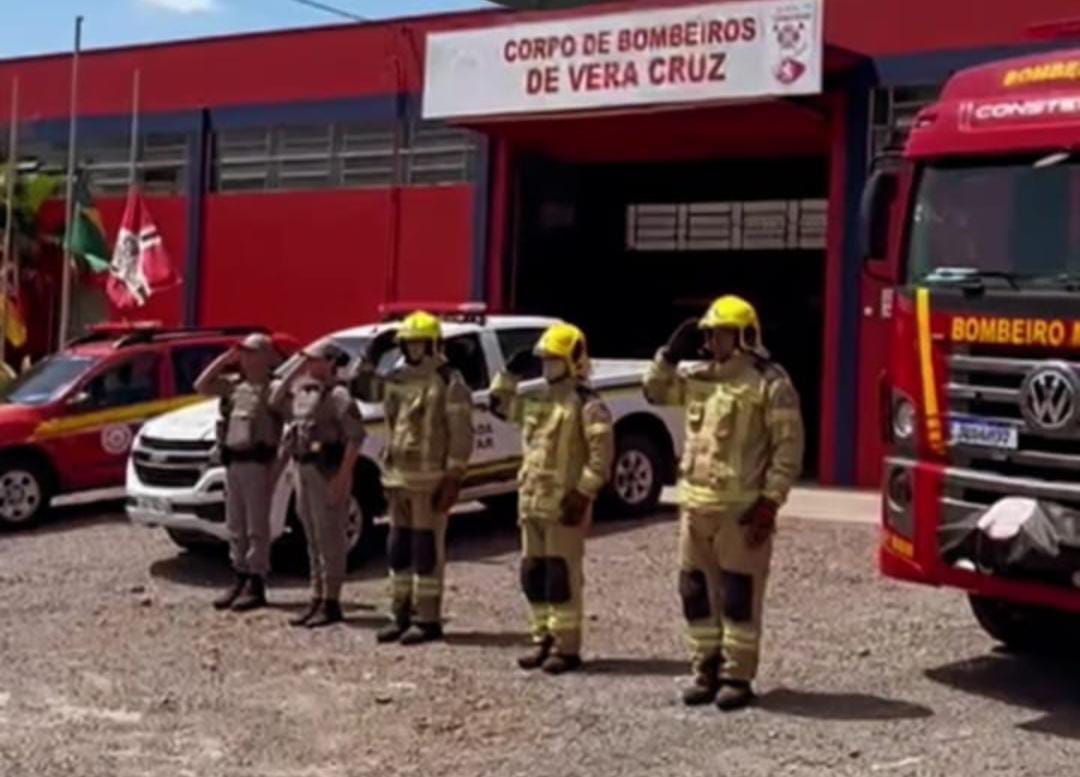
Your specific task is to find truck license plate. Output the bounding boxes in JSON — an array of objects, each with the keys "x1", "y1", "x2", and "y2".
[
  {"x1": 949, "y1": 417, "x2": 1018, "y2": 450},
  {"x1": 139, "y1": 496, "x2": 171, "y2": 514}
]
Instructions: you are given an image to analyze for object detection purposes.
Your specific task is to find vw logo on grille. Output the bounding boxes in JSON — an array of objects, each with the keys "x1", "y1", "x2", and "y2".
[{"x1": 1020, "y1": 362, "x2": 1080, "y2": 432}]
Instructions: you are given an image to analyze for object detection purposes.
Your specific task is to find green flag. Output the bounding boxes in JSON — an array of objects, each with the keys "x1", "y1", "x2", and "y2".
[{"x1": 65, "y1": 175, "x2": 109, "y2": 273}]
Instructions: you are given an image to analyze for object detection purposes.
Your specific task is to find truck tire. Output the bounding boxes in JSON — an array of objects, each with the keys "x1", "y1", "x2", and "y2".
[
  {"x1": 603, "y1": 432, "x2": 663, "y2": 518},
  {"x1": 967, "y1": 594, "x2": 1060, "y2": 653},
  {"x1": 0, "y1": 456, "x2": 53, "y2": 529},
  {"x1": 276, "y1": 493, "x2": 371, "y2": 572}
]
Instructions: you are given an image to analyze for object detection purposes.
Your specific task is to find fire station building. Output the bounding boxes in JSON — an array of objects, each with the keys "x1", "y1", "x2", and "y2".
[{"x1": 1, "y1": 0, "x2": 1078, "y2": 486}]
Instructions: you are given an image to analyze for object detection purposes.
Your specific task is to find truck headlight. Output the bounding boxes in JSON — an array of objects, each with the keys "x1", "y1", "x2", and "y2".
[{"x1": 892, "y1": 397, "x2": 916, "y2": 441}]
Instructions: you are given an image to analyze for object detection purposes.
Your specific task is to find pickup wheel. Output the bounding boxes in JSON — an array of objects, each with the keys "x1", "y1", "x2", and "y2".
[
  {"x1": 603, "y1": 432, "x2": 663, "y2": 518},
  {"x1": 276, "y1": 493, "x2": 373, "y2": 572},
  {"x1": 967, "y1": 594, "x2": 1064, "y2": 653},
  {"x1": 0, "y1": 456, "x2": 52, "y2": 529}
]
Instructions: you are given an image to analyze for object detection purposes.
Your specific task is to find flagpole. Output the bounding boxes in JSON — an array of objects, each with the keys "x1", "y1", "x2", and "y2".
[
  {"x1": 0, "y1": 77, "x2": 19, "y2": 367},
  {"x1": 58, "y1": 15, "x2": 83, "y2": 350},
  {"x1": 128, "y1": 69, "x2": 140, "y2": 187}
]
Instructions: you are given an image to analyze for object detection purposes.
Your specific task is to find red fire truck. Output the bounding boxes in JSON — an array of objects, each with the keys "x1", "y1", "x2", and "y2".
[{"x1": 864, "y1": 47, "x2": 1080, "y2": 648}]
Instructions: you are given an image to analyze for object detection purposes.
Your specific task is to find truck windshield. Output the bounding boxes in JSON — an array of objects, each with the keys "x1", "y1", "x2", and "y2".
[
  {"x1": 907, "y1": 157, "x2": 1080, "y2": 284},
  {"x1": 3, "y1": 355, "x2": 99, "y2": 406}
]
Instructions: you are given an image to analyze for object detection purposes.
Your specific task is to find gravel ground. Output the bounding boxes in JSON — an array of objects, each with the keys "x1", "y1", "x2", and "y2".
[{"x1": 1, "y1": 503, "x2": 1079, "y2": 777}]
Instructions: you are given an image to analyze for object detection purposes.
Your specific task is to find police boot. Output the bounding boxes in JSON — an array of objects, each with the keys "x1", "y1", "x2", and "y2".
[
  {"x1": 715, "y1": 681, "x2": 756, "y2": 712},
  {"x1": 541, "y1": 653, "x2": 583, "y2": 675},
  {"x1": 231, "y1": 576, "x2": 267, "y2": 612},
  {"x1": 682, "y1": 657, "x2": 721, "y2": 706},
  {"x1": 213, "y1": 574, "x2": 247, "y2": 611},
  {"x1": 289, "y1": 599, "x2": 322, "y2": 627},
  {"x1": 306, "y1": 599, "x2": 344, "y2": 628},
  {"x1": 400, "y1": 622, "x2": 444, "y2": 646},
  {"x1": 517, "y1": 636, "x2": 553, "y2": 671},
  {"x1": 376, "y1": 609, "x2": 411, "y2": 644}
]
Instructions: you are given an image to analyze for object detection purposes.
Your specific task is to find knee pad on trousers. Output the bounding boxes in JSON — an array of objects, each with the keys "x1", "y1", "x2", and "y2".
[
  {"x1": 520, "y1": 558, "x2": 547, "y2": 603},
  {"x1": 413, "y1": 529, "x2": 437, "y2": 575},
  {"x1": 721, "y1": 570, "x2": 753, "y2": 623},
  {"x1": 679, "y1": 569, "x2": 711, "y2": 621},
  {"x1": 546, "y1": 557, "x2": 571, "y2": 604},
  {"x1": 387, "y1": 527, "x2": 413, "y2": 572}
]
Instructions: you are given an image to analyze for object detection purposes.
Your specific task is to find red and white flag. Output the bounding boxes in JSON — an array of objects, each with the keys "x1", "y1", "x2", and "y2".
[{"x1": 106, "y1": 187, "x2": 179, "y2": 309}]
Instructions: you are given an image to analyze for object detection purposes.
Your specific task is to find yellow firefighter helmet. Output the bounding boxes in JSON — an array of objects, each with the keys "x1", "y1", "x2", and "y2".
[
  {"x1": 699, "y1": 295, "x2": 767, "y2": 356},
  {"x1": 534, "y1": 322, "x2": 590, "y2": 377},
  {"x1": 394, "y1": 310, "x2": 442, "y2": 343}
]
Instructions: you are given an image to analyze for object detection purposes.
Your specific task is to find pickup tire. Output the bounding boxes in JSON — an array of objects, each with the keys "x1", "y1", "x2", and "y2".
[
  {"x1": 967, "y1": 594, "x2": 1064, "y2": 653},
  {"x1": 166, "y1": 528, "x2": 221, "y2": 555},
  {"x1": 0, "y1": 455, "x2": 53, "y2": 529},
  {"x1": 276, "y1": 493, "x2": 373, "y2": 573},
  {"x1": 603, "y1": 432, "x2": 664, "y2": 517}
]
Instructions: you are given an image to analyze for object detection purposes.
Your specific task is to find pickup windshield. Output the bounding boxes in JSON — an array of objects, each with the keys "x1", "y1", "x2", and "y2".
[
  {"x1": 3, "y1": 355, "x2": 99, "y2": 406},
  {"x1": 907, "y1": 157, "x2": 1080, "y2": 284}
]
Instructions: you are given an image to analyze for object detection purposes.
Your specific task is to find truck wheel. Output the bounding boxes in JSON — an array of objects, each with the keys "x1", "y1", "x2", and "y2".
[
  {"x1": 967, "y1": 594, "x2": 1059, "y2": 652},
  {"x1": 0, "y1": 458, "x2": 52, "y2": 529},
  {"x1": 604, "y1": 433, "x2": 663, "y2": 518},
  {"x1": 277, "y1": 494, "x2": 372, "y2": 572}
]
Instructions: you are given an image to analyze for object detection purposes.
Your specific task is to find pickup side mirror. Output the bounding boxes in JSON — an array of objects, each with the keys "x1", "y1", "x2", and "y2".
[
  {"x1": 66, "y1": 390, "x2": 92, "y2": 410},
  {"x1": 859, "y1": 168, "x2": 899, "y2": 264}
]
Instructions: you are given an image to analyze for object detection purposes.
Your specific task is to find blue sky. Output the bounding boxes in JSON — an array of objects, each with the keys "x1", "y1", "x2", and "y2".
[{"x1": 2, "y1": 0, "x2": 494, "y2": 58}]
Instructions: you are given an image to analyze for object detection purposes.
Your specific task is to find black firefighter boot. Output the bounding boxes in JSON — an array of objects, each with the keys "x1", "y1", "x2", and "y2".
[
  {"x1": 213, "y1": 574, "x2": 248, "y2": 611},
  {"x1": 306, "y1": 599, "x2": 344, "y2": 628},
  {"x1": 289, "y1": 599, "x2": 323, "y2": 627},
  {"x1": 517, "y1": 636, "x2": 553, "y2": 671},
  {"x1": 376, "y1": 607, "x2": 412, "y2": 644},
  {"x1": 682, "y1": 656, "x2": 721, "y2": 707},
  {"x1": 715, "y1": 680, "x2": 756, "y2": 712},
  {"x1": 231, "y1": 576, "x2": 267, "y2": 612}
]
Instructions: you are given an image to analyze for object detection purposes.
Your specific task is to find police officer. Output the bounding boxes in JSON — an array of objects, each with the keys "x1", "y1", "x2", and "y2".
[
  {"x1": 351, "y1": 311, "x2": 474, "y2": 646},
  {"x1": 196, "y1": 333, "x2": 282, "y2": 612},
  {"x1": 645, "y1": 296, "x2": 804, "y2": 710},
  {"x1": 272, "y1": 341, "x2": 366, "y2": 628},
  {"x1": 490, "y1": 323, "x2": 614, "y2": 675}
]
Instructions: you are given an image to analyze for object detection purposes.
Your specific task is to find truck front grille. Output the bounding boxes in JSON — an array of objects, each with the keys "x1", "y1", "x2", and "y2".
[
  {"x1": 945, "y1": 350, "x2": 1080, "y2": 479},
  {"x1": 134, "y1": 462, "x2": 204, "y2": 488},
  {"x1": 132, "y1": 438, "x2": 213, "y2": 489}
]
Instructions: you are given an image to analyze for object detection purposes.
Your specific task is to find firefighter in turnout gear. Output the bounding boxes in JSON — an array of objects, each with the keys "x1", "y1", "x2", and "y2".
[
  {"x1": 644, "y1": 296, "x2": 804, "y2": 711},
  {"x1": 196, "y1": 333, "x2": 282, "y2": 612},
  {"x1": 490, "y1": 322, "x2": 615, "y2": 675},
  {"x1": 272, "y1": 341, "x2": 365, "y2": 628},
  {"x1": 350, "y1": 311, "x2": 474, "y2": 646}
]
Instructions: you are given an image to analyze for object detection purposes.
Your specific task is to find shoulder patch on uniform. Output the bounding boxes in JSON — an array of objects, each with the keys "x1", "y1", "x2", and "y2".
[
  {"x1": 582, "y1": 396, "x2": 613, "y2": 425},
  {"x1": 770, "y1": 379, "x2": 800, "y2": 409}
]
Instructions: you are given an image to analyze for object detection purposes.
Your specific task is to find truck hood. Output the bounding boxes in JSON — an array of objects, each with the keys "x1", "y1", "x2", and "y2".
[
  {"x1": 137, "y1": 396, "x2": 385, "y2": 444},
  {"x1": 139, "y1": 398, "x2": 221, "y2": 442},
  {"x1": 0, "y1": 403, "x2": 46, "y2": 442}
]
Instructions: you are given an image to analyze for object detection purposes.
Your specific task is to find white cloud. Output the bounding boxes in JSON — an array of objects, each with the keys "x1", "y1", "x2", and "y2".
[{"x1": 138, "y1": 0, "x2": 218, "y2": 13}]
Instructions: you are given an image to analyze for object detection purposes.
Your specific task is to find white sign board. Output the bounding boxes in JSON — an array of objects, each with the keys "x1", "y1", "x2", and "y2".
[{"x1": 423, "y1": 0, "x2": 823, "y2": 120}]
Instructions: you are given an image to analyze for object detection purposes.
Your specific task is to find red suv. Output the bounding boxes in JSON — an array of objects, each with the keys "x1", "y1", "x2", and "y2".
[{"x1": 0, "y1": 323, "x2": 295, "y2": 528}]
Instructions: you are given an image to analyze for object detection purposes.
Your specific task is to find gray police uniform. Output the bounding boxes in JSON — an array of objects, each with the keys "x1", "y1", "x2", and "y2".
[
  {"x1": 210, "y1": 376, "x2": 282, "y2": 578},
  {"x1": 283, "y1": 376, "x2": 366, "y2": 602}
]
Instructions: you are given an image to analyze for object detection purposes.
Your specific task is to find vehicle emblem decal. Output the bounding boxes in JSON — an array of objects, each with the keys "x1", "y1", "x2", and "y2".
[{"x1": 1020, "y1": 362, "x2": 1080, "y2": 432}]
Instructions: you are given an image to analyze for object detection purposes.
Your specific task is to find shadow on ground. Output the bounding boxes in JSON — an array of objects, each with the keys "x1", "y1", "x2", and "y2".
[
  {"x1": 757, "y1": 688, "x2": 934, "y2": 721},
  {"x1": 926, "y1": 649, "x2": 1080, "y2": 740},
  {"x1": 149, "y1": 503, "x2": 677, "y2": 590}
]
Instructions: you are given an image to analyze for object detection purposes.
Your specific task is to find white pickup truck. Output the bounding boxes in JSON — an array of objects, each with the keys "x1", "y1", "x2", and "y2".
[{"x1": 126, "y1": 313, "x2": 683, "y2": 564}]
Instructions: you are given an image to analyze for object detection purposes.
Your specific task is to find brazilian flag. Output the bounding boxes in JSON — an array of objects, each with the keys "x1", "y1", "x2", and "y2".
[{"x1": 65, "y1": 175, "x2": 109, "y2": 273}]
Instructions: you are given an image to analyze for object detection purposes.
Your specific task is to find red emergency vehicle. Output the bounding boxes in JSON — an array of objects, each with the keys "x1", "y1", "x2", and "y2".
[
  {"x1": 864, "y1": 47, "x2": 1080, "y2": 647},
  {"x1": 0, "y1": 323, "x2": 294, "y2": 528}
]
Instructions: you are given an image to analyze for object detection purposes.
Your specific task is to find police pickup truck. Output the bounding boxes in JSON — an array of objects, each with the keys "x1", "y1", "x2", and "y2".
[{"x1": 126, "y1": 307, "x2": 683, "y2": 563}]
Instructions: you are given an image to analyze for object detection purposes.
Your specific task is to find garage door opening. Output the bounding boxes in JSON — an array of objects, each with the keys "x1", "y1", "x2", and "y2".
[{"x1": 505, "y1": 151, "x2": 829, "y2": 477}]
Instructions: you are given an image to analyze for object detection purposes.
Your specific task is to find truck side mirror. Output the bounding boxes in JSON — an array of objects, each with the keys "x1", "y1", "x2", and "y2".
[
  {"x1": 859, "y1": 168, "x2": 898, "y2": 264},
  {"x1": 66, "y1": 390, "x2": 92, "y2": 411}
]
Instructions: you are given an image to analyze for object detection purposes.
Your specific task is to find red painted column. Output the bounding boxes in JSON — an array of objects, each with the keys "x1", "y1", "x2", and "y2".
[{"x1": 485, "y1": 139, "x2": 512, "y2": 312}]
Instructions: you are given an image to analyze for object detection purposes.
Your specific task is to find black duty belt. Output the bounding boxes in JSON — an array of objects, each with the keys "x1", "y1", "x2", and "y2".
[{"x1": 223, "y1": 445, "x2": 277, "y2": 464}]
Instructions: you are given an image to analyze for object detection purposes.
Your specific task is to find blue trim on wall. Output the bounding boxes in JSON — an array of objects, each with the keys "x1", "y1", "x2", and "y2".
[
  {"x1": 874, "y1": 39, "x2": 1080, "y2": 86},
  {"x1": 18, "y1": 111, "x2": 202, "y2": 143},
  {"x1": 470, "y1": 136, "x2": 491, "y2": 302},
  {"x1": 208, "y1": 93, "x2": 420, "y2": 129},
  {"x1": 183, "y1": 110, "x2": 209, "y2": 326},
  {"x1": 835, "y1": 65, "x2": 874, "y2": 485}
]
